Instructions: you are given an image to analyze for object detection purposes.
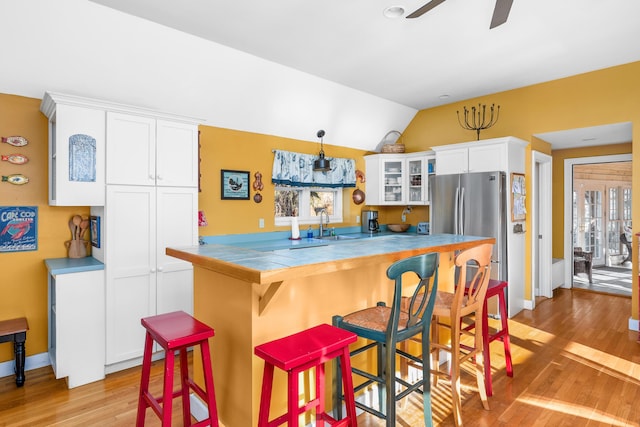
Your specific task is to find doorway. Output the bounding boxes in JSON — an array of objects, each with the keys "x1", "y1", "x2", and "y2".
[
  {"x1": 530, "y1": 151, "x2": 553, "y2": 308},
  {"x1": 563, "y1": 155, "x2": 632, "y2": 296}
]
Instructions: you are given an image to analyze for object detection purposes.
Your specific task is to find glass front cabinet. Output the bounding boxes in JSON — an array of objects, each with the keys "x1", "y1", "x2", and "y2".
[{"x1": 364, "y1": 151, "x2": 434, "y2": 205}]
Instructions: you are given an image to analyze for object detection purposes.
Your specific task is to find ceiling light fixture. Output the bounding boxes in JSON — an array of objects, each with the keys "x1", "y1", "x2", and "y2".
[
  {"x1": 383, "y1": 6, "x2": 405, "y2": 18},
  {"x1": 313, "y1": 129, "x2": 331, "y2": 172}
]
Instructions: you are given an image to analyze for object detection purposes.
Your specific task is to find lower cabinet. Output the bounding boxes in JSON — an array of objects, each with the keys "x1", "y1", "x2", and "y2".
[
  {"x1": 105, "y1": 185, "x2": 197, "y2": 366},
  {"x1": 46, "y1": 260, "x2": 105, "y2": 388}
]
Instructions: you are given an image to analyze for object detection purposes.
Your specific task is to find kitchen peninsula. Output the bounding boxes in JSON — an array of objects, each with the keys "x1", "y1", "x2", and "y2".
[{"x1": 167, "y1": 233, "x2": 494, "y2": 426}]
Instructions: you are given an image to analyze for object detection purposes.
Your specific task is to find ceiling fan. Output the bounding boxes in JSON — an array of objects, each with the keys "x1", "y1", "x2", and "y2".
[{"x1": 406, "y1": 0, "x2": 513, "y2": 29}]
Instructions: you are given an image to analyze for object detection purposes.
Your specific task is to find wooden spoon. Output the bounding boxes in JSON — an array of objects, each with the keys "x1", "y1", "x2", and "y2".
[
  {"x1": 72, "y1": 215, "x2": 82, "y2": 240},
  {"x1": 79, "y1": 219, "x2": 90, "y2": 239},
  {"x1": 68, "y1": 219, "x2": 76, "y2": 240}
]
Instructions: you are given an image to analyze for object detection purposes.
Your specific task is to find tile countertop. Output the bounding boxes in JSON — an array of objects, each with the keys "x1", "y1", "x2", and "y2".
[
  {"x1": 44, "y1": 257, "x2": 105, "y2": 275},
  {"x1": 166, "y1": 233, "x2": 495, "y2": 285}
]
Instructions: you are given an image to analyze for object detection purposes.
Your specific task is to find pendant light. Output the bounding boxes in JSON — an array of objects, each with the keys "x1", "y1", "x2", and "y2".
[{"x1": 313, "y1": 129, "x2": 331, "y2": 171}]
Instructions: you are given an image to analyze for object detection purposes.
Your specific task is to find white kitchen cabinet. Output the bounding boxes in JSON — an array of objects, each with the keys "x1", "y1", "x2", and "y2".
[
  {"x1": 40, "y1": 92, "x2": 106, "y2": 206},
  {"x1": 45, "y1": 258, "x2": 105, "y2": 388},
  {"x1": 364, "y1": 151, "x2": 434, "y2": 205},
  {"x1": 433, "y1": 137, "x2": 524, "y2": 175},
  {"x1": 106, "y1": 113, "x2": 198, "y2": 187},
  {"x1": 105, "y1": 185, "x2": 197, "y2": 365}
]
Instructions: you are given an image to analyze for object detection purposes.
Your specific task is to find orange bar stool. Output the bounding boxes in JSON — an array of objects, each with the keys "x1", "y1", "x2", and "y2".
[
  {"x1": 136, "y1": 311, "x2": 219, "y2": 427},
  {"x1": 462, "y1": 279, "x2": 514, "y2": 396},
  {"x1": 254, "y1": 323, "x2": 358, "y2": 427}
]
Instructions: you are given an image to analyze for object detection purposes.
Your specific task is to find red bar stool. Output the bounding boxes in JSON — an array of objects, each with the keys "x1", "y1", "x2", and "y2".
[
  {"x1": 463, "y1": 279, "x2": 514, "y2": 396},
  {"x1": 136, "y1": 311, "x2": 219, "y2": 427},
  {"x1": 254, "y1": 323, "x2": 358, "y2": 427}
]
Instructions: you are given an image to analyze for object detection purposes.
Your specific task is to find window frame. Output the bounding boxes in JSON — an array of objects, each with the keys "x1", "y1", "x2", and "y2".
[{"x1": 274, "y1": 186, "x2": 343, "y2": 227}]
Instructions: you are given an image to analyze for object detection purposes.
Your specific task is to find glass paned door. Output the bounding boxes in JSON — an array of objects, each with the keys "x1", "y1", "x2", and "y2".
[{"x1": 574, "y1": 184, "x2": 605, "y2": 265}]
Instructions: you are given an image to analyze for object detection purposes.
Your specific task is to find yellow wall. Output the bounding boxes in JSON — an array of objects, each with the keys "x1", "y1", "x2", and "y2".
[
  {"x1": 197, "y1": 126, "x2": 368, "y2": 236},
  {"x1": 402, "y1": 61, "x2": 639, "y2": 320},
  {"x1": 3, "y1": 60, "x2": 639, "y2": 365},
  {"x1": 0, "y1": 94, "x2": 89, "y2": 362},
  {"x1": 0, "y1": 96, "x2": 368, "y2": 364}
]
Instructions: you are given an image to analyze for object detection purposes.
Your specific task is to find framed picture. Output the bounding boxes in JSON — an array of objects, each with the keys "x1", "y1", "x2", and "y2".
[
  {"x1": 511, "y1": 173, "x2": 526, "y2": 222},
  {"x1": 90, "y1": 215, "x2": 101, "y2": 248},
  {"x1": 221, "y1": 170, "x2": 250, "y2": 200},
  {"x1": 0, "y1": 206, "x2": 38, "y2": 252}
]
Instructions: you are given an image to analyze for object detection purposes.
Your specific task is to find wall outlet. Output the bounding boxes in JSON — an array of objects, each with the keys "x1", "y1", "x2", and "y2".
[
  {"x1": 356, "y1": 215, "x2": 360, "y2": 223},
  {"x1": 259, "y1": 218, "x2": 265, "y2": 228}
]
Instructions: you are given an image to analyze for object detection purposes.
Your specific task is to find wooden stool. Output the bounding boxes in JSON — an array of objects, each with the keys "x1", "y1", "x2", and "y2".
[
  {"x1": 463, "y1": 279, "x2": 514, "y2": 396},
  {"x1": 136, "y1": 311, "x2": 218, "y2": 427},
  {"x1": 0, "y1": 317, "x2": 28, "y2": 387},
  {"x1": 254, "y1": 324, "x2": 358, "y2": 427}
]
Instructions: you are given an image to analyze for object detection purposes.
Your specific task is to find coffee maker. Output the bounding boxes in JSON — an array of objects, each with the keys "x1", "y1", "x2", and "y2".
[{"x1": 361, "y1": 209, "x2": 379, "y2": 234}]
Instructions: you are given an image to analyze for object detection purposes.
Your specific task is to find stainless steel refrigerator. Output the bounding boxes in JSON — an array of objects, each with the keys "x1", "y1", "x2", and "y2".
[{"x1": 429, "y1": 171, "x2": 507, "y2": 282}]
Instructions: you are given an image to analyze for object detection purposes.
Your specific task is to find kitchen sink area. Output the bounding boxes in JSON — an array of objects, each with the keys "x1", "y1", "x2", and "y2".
[
  {"x1": 316, "y1": 234, "x2": 360, "y2": 241},
  {"x1": 216, "y1": 231, "x2": 417, "y2": 253}
]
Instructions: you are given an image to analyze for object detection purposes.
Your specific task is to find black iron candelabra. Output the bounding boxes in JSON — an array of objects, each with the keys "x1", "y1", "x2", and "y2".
[{"x1": 456, "y1": 103, "x2": 500, "y2": 140}]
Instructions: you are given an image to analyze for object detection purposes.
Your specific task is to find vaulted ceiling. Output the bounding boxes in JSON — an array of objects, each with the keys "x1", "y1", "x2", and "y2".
[{"x1": 91, "y1": 0, "x2": 640, "y2": 110}]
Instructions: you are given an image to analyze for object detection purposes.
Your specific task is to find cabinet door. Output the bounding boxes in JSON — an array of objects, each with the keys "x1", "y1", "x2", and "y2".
[
  {"x1": 52, "y1": 270, "x2": 105, "y2": 387},
  {"x1": 468, "y1": 143, "x2": 507, "y2": 173},
  {"x1": 105, "y1": 185, "x2": 156, "y2": 364},
  {"x1": 106, "y1": 112, "x2": 156, "y2": 186},
  {"x1": 50, "y1": 104, "x2": 106, "y2": 206},
  {"x1": 406, "y1": 156, "x2": 428, "y2": 205},
  {"x1": 381, "y1": 157, "x2": 406, "y2": 205},
  {"x1": 435, "y1": 147, "x2": 468, "y2": 175},
  {"x1": 156, "y1": 187, "x2": 197, "y2": 315},
  {"x1": 156, "y1": 120, "x2": 199, "y2": 187}
]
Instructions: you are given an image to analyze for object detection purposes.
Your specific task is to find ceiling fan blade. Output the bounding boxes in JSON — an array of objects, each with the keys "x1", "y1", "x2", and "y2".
[
  {"x1": 406, "y1": 0, "x2": 447, "y2": 19},
  {"x1": 490, "y1": 0, "x2": 513, "y2": 28}
]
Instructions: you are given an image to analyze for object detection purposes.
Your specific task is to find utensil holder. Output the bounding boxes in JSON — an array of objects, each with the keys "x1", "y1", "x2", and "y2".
[{"x1": 65, "y1": 240, "x2": 88, "y2": 258}]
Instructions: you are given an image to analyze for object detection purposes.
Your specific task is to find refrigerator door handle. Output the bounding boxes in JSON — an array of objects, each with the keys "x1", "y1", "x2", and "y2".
[
  {"x1": 454, "y1": 186, "x2": 460, "y2": 234},
  {"x1": 460, "y1": 187, "x2": 465, "y2": 235}
]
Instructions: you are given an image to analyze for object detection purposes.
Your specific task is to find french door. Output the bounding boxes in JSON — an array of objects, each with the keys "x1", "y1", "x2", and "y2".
[{"x1": 573, "y1": 183, "x2": 605, "y2": 266}]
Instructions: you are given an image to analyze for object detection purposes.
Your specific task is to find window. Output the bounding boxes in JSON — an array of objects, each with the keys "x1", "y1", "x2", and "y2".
[{"x1": 274, "y1": 186, "x2": 343, "y2": 226}]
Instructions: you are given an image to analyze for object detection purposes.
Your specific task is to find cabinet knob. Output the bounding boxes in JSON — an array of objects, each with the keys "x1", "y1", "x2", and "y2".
[
  {"x1": 149, "y1": 174, "x2": 155, "y2": 180},
  {"x1": 150, "y1": 268, "x2": 156, "y2": 273},
  {"x1": 157, "y1": 175, "x2": 163, "y2": 181}
]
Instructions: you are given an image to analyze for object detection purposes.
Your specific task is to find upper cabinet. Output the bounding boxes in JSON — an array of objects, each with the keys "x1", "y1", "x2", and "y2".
[
  {"x1": 433, "y1": 136, "x2": 528, "y2": 175},
  {"x1": 41, "y1": 93, "x2": 106, "y2": 206},
  {"x1": 106, "y1": 114, "x2": 198, "y2": 187},
  {"x1": 41, "y1": 92, "x2": 201, "y2": 206},
  {"x1": 364, "y1": 151, "x2": 434, "y2": 205}
]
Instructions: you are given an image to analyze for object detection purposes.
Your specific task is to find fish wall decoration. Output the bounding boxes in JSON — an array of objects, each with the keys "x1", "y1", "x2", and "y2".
[
  {"x1": 1, "y1": 136, "x2": 28, "y2": 147},
  {"x1": 2, "y1": 174, "x2": 29, "y2": 185},
  {"x1": 1, "y1": 154, "x2": 29, "y2": 165}
]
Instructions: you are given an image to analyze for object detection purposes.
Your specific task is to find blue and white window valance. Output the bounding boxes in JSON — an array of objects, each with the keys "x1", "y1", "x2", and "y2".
[{"x1": 272, "y1": 150, "x2": 356, "y2": 188}]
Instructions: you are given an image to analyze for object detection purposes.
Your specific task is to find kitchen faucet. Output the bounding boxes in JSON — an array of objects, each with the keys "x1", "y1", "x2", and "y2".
[{"x1": 318, "y1": 208, "x2": 330, "y2": 237}]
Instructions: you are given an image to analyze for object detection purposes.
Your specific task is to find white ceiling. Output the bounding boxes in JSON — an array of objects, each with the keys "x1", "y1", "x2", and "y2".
[
  {"x1": 1, "y1": 1, "x2": 637, "y2": 150},
  {"x1": 90, "y1": 0, "x2": 640, "y2": 111},
  {"x1": 535, "y1": 122, "x2": 632, "y2": 150}
]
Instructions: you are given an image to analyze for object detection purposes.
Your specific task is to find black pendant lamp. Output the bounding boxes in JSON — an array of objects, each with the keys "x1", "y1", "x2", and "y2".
[{"x1": 313, "y1": 129, "x2": 331, "y2": 172}]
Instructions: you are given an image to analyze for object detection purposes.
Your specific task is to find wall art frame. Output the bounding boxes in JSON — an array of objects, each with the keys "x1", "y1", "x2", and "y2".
[
  {"x1": 221, "y1": 169, "x2": 250, "y2": 200},
  {"x1": 511, "y1": 172, "x2": 526, "y2": 222},
  {"x1": 90, "y1": 215, "x2": 101, "y2": 248}
]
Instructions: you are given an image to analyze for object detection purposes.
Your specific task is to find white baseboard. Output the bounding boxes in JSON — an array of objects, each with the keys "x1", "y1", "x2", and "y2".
[
  {"x1": 523, "y1": 300, "x2": 534, "y2": 310},
  {"x1": 0, "y1": 352, "x2": 50, "y2": 379},
  {"x1": 629, "y1": 317, "x2": 639, "y2": 332},
  {"x1": 190, "y1": 393, "x2": 227, "y2": 427}
]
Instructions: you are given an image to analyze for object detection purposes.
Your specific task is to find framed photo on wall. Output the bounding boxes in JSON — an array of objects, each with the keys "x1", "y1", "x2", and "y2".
[
  {"x1": 511, "y1": 173, "x2": 526, "y2": 222},
  {"x1": 90, "y1": 215, "x2": 101, "y2": 248},
  {"x1": 221, "y1": 170, "x2": 250, "y2": 200}
]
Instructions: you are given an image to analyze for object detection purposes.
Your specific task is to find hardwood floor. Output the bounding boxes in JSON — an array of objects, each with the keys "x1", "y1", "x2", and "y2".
[{"x1": 1, "y1": 289, "x2": 640, "y2": 426}]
